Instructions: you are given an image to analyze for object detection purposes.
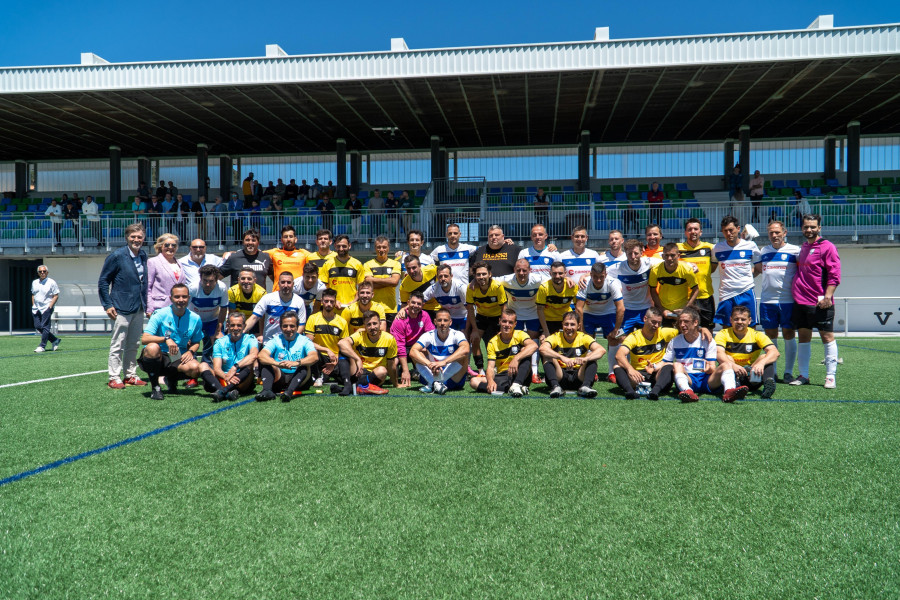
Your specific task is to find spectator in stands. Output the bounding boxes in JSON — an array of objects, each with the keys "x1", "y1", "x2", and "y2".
[
  {"x1": 793, "y1": 190, "x2": 811, "y2": 227},
  {"x1": 253, "y1": 180, "x2": 264, "y2": 204},
  {"x1": 318, "y1": 193, "x2": 335, "y2": 233},
  {"x1": 172, "y1": 193, "x2": 191, "y2": 241},
  {"x1": 191, "y1": 195, "x2": 209, "y2": 241},
  {"x1": 310, "y1": 178, "x2": 323, "y2": 200},
  {"x1": 137, "y1": 181, "x2": 151, "y2": 202},
  {"x1": 146, "y1": 233, "x2": 183, "y2": 317},
  {"x1": 227, "y1": 193, "x2": 243, "y2": 245},
  {"x1": 622, "y1": 201, "x2": 639, "y2": 237},
  {"x1": 298, "y1": 179, "x2": 311, "y2": 201},
  {"x1": 70, "y1": 193, "x2": 83, "y2": 210},
  {"x1": 99, "y1": 223, "x2": 148, "y2": 389},
  {"x1": 248, "y1": 199, "x2": 262, "y2": 232},
  {"x1": 261, "y1": 181, "x2": 276, "y2": 202},
  {"x1": 534, "y1": 188, "x2": 550, "y2": 227},
  {"x1": 729, "y1": 165, "x2": 747, "y2": 223},
  {"x1": 242, "y1": 172, "x2": 255, "y2": 208},
  {"x1": 367, "y1": 189, "x2": 385, "y2": 242},
  {"x1": 45, "y1": 198, "x2": 63, "y2": 247},
  {"x1": 398, "y1": 190, "x2": 413, "y2": 235},
  {"x1": 31, "y1": 265, "x2": 61, "y2": 353},
  {"x1": 131, "y1": 196, "x2": 146, "y2": 214},
  {"x1": 285, "y1": 179, "x2": 299, "y2": 202},
  {"x1": 266, "y1": 193, "x2": 284, "y2": 231},
  {"x1": 82, "y1": 195, "x2": 104, "y2": 246},
  {"x1": 345, "y1": 192, "x2": 362, "y2": 239},
  {"x1": 145, "y1": 195, "x2": 164, "y2": 242},
  {"x1": 749, "y1": 170, "x2": 765, "y2": 222},
  {"x1": 167, "y1": 181, "x2": 179, "y2": 198},
  {"x1": 161, "y1": 193, "x2": 175, "y2": 234},
  {"x1": 155, "y1": 181, "x2": 168, "y2": 200},
  {"x1": 325, "y1": 180, "x2": 336, "y2": 198},
  {"x1": 647, "y1": 182, "x2": 664, "y2": 226},
  {"x1": 63, "y1": 198, "x2": 80, "y2": 243},
  {"x1": 274, "y1": 178, "x2": 286, "y2": 197},
  {"x1": 211, "y1": 196, "x2": 226, "y2": 246},
  {"x1": 384, "y1": 191, "x2": 399, "y2": 241}
]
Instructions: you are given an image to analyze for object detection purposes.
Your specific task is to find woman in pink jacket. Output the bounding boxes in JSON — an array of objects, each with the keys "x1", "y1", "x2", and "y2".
[{"x1": 145, "y1": 233, "x2": 183, "y2": 317}]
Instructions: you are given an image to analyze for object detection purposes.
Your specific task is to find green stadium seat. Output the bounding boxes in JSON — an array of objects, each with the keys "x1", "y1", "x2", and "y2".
[
  {"x1": 638, "y1": 184, "x2": 649, "y2": 192},
  {"x1": 868, "y1": 178, "x2": 881, "y2": 185},
  {"x1": 851, "y1": 186, "x2": 865, "y2": 195},
  {"x1": 613, "y1": 185, "x2": 625, "y2": 193},
  {"x1": 882, "y1": 177, "x2": 895, "y2": 185},
  {"x1": 865, "y1": 186, "x2": 878, "y2": 194},
  {"x1": 600, "y1": 185, "x2": 612, "y2": 192},
  {"x1": 812, "y1": 178, "x2": 826, "y2": 187},
  {"x1": 799, "y1": 179, "x2": 812, "y2": 188}
]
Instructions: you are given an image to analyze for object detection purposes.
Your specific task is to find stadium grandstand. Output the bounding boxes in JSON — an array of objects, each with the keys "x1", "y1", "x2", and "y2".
[{"x1": 1, "y1": 15, "x2": 898, "y2": 331}]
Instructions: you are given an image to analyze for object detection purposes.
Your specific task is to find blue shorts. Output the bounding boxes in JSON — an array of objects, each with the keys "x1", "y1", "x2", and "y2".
[
  {"x1": 451, "y1": 317, "x2": 467, "y2": 331},
  {"x1": 621, "y1": 309, "x2": 646, "y2": 334},
  {"x1": 759, "y1": 302, "x2": 794, "y2": 330},
  {"x1": 201, "y1": 320, "x2": 219, "y2": 339},
  {"x1": 688, "y1": 372, "x2": 721, "y2": 395},
  {"x1": 443, "y1": 375, "x2": 466, "y2": 390},
  {"x1": 516, "y1": 318, "x2": 541, "y2": 333},
  {"x1": 714, "y1": 290, "x2": 758, "y2": 327},
  {"x1": 583, "y1": 312, "x2": 616, "y2": 337}
]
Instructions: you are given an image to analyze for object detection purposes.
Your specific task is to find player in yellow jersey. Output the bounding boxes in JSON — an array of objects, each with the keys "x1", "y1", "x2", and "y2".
[
  {"x1": 466, "y1": 260, "x2": 508, "y2": 374},
  {"x1": 338, "y1": 310, "x2": 398, "y2": 396},
  {"x1": 266, "y1": 225, "x2": 308, "y2": 291},
  {"x1": 364, "y1": 235, "x2": 401, "y2": 326},
  {"x1": 469, "y1": 308, "x2": 537, "y2": 397},
  {"x1": 319, "y1": 234, "x2": 365, "y2": 308},
  {"x1": 228, "y1": 268, "x2": 266, "y2": 319},
  {"x1": 539, "y1": 311, "x2": 607, "y2": 398},
  {"x1": 678, "y1": 218, "x2": 717, "y2": 328},
  {"x1": 536, "y1": 261, "x2": 578, "y2": 338},
  {"x1": 341, "y1": 281, "x2": 387, "y2": 334},
  {"x1": 649, "y1": 243, "x2": 699, "y2": 325},
  {"x1": 305, "y1": 288, "x2": 352, "y2": 392},
  {"x1": 399, "y1": 255, "x2": 440, "y2": 316},
  {"x1": 614, "y1": 307, "x2": 678, "y2": 400},
  {"x1": 305, "y1": 228, "x2": 337, "y2": 270},
  {"x1": 715, "y1": 305, "x2": 780, "y2": 400}
]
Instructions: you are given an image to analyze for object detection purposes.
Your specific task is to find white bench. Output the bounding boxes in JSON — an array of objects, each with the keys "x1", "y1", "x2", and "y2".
[{"x1": 50, "y1": 306, "x2": 113, "y2": 333}]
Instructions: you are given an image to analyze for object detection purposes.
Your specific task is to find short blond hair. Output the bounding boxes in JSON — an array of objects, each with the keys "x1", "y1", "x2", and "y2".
[{"x1": 154, "y1": 233, "x2": 179, "y2": 255}]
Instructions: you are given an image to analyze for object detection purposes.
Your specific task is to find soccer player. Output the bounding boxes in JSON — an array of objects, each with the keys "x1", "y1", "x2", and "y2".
[
  {"x1": 294, "y1": 263, "x2": 326, "y2": 316},
  {"x1": 470, "y1": 225, "x2": 518, "y2": 278},
  {"x1": 791, "y1": 214, "x2": 841, "y2": 389},
  {"x1": 517, "y1": 224, "x2": 559, "y2": 279},
  {"x1": 422, "y1": 264, "x2": 469, "y2": 330},
  {"x1": 430, "y1": 223, "x2": 478, "y2": 284},
  {"x1": 188, "y1": 264, "x2": 229, "y2": 364},
  {"x1": 649, "y1": 242, "x2": 699, "y2": 325},
  {"x1": 678, "y1": 218, "x2": 717, "y2": 329},
  {"x1": 305, "y1": 229, "x2": 337, "y2": 270},
  {"x1": 31, "y1": 264, "x2": 61, "y2": 353},
  {"x1": 614, "y1": 307, "x2": 676, "y2": 400},
  {"x1": 400, "y1": 255, "x2": 441, "y2": 317},
  {"x1": 466, "y1": 261, "x2": 508, "y2": 374},
  {"x1": 305, "y1": 289, "x2": 351, "y2": 393},
  {"x1": 341, "y1": 281, "x2": 387, "y2": 334},
  {"x1": 338, "y1": 310, "x2": 399, "y2": 396},
  {"x1": 364, "y1": 235, "x2": 402, "y2": 326},
  {"x1": 495, "y1": 258, "x2": 544, "y2": 384},
  {"x1": 469, "y1": 308, "x2": 538, "y2": 397},
  {"x1": 715, "y1": 305, "x2": 779, "y2": 399},
  {"x1": 608, "y1": 239, "x2": 661, "y2": 333},
  {"x1": 255, "y1": 311, "x2": 319, "y2": 402},
  {"x1": 266, "y1": 225, "x2": 308, "y2": 292},
  {"x1": 536, "y1": 261, "x2": 578, "y2": 339},
  {"x1": 643, "y1": 223, "x2": 664, "y2": 259},
  {"x1": 599, "y1": 229, "x2": 627, "y2": 267},
  {"x1": 539, "y1": 311, "x2": 606, "y2": 398},
  {"x1": 754, "y1": 220, "x2": 800, "y2": 383},
  {"x1": 390, "y1": 291, "x2": 435, "y2": 387},
  {"x1": 575, "y1": 261, "x2": 625, "y2": 378},
  {"x1": 139, "y1": 283, "x2": 204, "y2": 401},
  {"x1": 244, "y1": 272, "x2": 307, "y2": 345},
  {"x1": 559, "y1": 226, "x2": 601, "y2": 286},
  {"x1": 319, "y1": 234, "x2": 365, "y2": 308},
  {"x1": 219, "y1": 229, "x2": 273, "y2": 288},
  {"x1": 410, "y1": 308, "x2": 470, "y2": 394},
  {"x1": 664, "y1": 308, "x2": 730, "y2": 402},
  {"x1": 396, "y1": 229, "x2": 435, "y2": 273},
  {"x1": 228, "y1": 268, "x2": 266, "y2": 323},
  {"x1": 199, "y1": 311, "x2": 258, "y2": 401},
  {"x1": 712, "y1": 216, "x2": 761, "y2": 326}
]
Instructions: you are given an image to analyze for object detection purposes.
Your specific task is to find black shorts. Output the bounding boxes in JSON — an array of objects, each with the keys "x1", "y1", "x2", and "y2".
[
  {"x1": 545, "y1": 320, "x2": 563, "y2": 335},
  {"x1": 138, "y1": 349, "x2": 177, "y2": 374},
  {"x1": 475, "y1": 313, "x2": 501, "y2": 342},
  {"x1": 272, "y1": 368, "x2": 313, "y2": 393},
  {"x1": 792, "y1": 303, "x2": 835, "y2": 332},
  {"x1": 385, "y1": 312, "x2": 397, "y2": 328},
  {"x1": 362, "y1": 369, "x2": 385, "y2": 386},
  {"x1": 695, "y1": 297, "x2": 716, "y2": 330},
  {"x1": 559, "y1": 369, "x2": 583, "y2": 390}
]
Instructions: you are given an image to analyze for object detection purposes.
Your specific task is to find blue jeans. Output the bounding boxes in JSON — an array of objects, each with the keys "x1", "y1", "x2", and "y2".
[{"x1": 33, "y1": 309, "x2": 59, "y2": 347}]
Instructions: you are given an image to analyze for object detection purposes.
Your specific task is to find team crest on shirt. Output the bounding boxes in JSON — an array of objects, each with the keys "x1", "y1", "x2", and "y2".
[
  {"x1": 746, "y1": 344, "x2": 754, "y2": 352},
  {"x1": 277, "y1": 352, "x2": 286, "y2": 360},
  {"x1": 700, "y1": 249, "x2": 707, "y2": 256},
  {"x1": 378, "y1": 348, "x2": 386, "y2": 356},
  {"x1": 739, "y1": 251, "x2": 746, "y2": 257},
  {"x1": 655, "y1": 343, "x2": 662, "y2": 351},
  {"x1": 781, "y1": 254, "x2": 788, "y2": 260},
  {"x1": 418, "y1": 321, "x2": 423, "y2": 328},
  {"x1": 574, "y1": 348, "x2": 582, "y2": 356},
  {"x1": 511, "y1": 346, "x2": 519, "y2": 355},
  {"x1": 268, "y1": 318, "x2": 276, "y2": 325}
]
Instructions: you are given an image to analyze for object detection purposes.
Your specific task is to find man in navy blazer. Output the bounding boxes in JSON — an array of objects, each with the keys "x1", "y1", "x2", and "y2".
[{"x1": 99, "y1": 223, "x2": 150, "y2": 389}]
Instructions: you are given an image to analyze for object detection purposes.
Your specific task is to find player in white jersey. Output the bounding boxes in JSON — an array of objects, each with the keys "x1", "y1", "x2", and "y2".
[
  {"x1": 558, "y1": 225, "x2": 601, "y2": 286},
  {"x1": 430, "y1": 222, "x2": 478, "y2": 284},
  {"x1": 517, "y1": 224, "x2": 558, "y2": 280},
  {"x1": 244, "y1": 272, "x2": 307, "y2": 344},
  {"x1": 598, "y1": 229, "x2": 627, "y2": 267},
  {"x1": 663, "y1": 308, "x2": 730, "y2": 402},
  {"x1": 712, "y1": 216, "x2": 761, "y2": 326},
  {"x1": 294, "y1": 262, "x2": 326, "y2": 316},
  {"x1": 423, "y1": 264, "x2": 469, "y2": 329},
  {"x1": 753, "y1": 220, "x2": 801, "y2": 382},
  {"x1": 494, "y1": 258, "x2": 545, "y2": 384},
  {"x1": 409, "y1": 308, "x2": 471, "y2": 393},
  {"x1": 188, "y1": 264, "x2": 229, "y2": 364},
  {"x1": 396, "y1": 229, "x2": 435, "y2": 273},
  {"x1": 575, "y1": 261, "x2": 625, "y2": 377}
]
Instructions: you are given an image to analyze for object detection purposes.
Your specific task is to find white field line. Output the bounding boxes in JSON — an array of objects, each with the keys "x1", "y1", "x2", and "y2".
[{"x1": 0, "y1": 370, "x2": 106, "y2": 389}]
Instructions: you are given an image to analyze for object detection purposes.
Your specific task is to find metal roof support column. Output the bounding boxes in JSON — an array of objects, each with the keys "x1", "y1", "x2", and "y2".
[
  {"x1": 137, "y1": 157, "x2": 151, "y2": 192},
  {"x1": 578, "y1": 130, "x2": 591, "y2": 191},
  {"x1": 14, "y1": 160, "x2": 27, "y2": 199},
  {"x1": 846, "y1": 122, "x2": 860, "y2": 187},
  {"x1": 824, "y1": 135, "x2": 836, "y2": 181},
  {"x1": 219, "y1": 155, "x2": 232, "y2": 202},
  {"x1": 349, "y1": 151, "x2": 360, "y2": 196},
  {"x1": 197, "y1": 144, "x2": 208, "y2": 201},
  {"x1": 336, "y1": 138, "x2": 347, "y2": 199},
  {"x1": 723, "y1": 139, "x2": 735, "y2": 190},
  {"x1": 430, "y1": 136, "x2": 441, "y2": 181},
  {"x1": 739, "y1": 125, "x2": 750, "y2": 193},
  {"x1": 439, "y1": 147, "x2": 448, "y2": 179},
  {"x1": 109, "y1": 146, "x2": 122, "y2": 205}
]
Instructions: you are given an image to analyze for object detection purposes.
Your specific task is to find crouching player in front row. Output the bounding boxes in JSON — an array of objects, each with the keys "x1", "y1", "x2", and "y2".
[
  {"x1": 715, "y1": 305, "x2": 780, "y2": 400},
  {"x1": 663, "y1": 308, "x2": 735, "y2": 403},
  {"x1": 255, "y1": 311, "x2": 319, "y2": 403},
  {"x1": 539, "y1": 311, "x2": 606, "y2": 398},
  {"x1": 338, "y1": 310, "x2": 399, "y2": 396},
  {"x1": 198, "y1": 311, "x2": 258, "y2": 402},
  {"x1": 613, "y1": 307, "x2": 676, "y2": 400},
  {"x1": 470, "y1": 308, "x2": 537, "y2": 397},
  {"x1": 409, "y1": 308, "x2": 470, "y2": 394}
]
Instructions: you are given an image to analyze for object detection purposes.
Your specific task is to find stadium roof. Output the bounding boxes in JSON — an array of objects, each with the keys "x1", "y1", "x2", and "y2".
[{"x1": 1, "y1": 19, "x2": 899, "y2": 161}]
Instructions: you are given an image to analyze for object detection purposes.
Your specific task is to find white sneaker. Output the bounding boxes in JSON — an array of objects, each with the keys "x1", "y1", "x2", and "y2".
[
  {"x1": 52, "y1": 339, "x2": 61, "y2": 351},
  {"x1": 433, "y1": 382, "x2": 448, "y2": 395},
  {"x1": 313, "y1": 376, "x2": 323, "y2": 387},
  {"x1": 34, "y1": 346, "x2": 45, "y2": 353},
  {"x1": 419, "y1": 384, "x2": 433, "y2": 393},
  {"x1": 824, "y1": 376, "x2": 836, "y2": 389},
  {"x1": 508, "y1": 383, "x2": 524, "y2": 398}
]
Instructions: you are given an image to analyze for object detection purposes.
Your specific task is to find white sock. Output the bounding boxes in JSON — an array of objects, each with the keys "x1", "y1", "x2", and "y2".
[
  {"x1": 722, "y1": 369, "x2": 736, "y2": 390},
  {"x1": 824, "y1": 341, "x2": 838, "y2": 376},
  {"x1": 441, "y1": 361, "x2": 463, "y2": 382},
  {"x1": 531, "y1": 352, "x2": 539, "y2": 371},
  {"x1": 674, "y1": 373, "x2": 690, "y2": 392},
  {"x1": 415, "y1": 363, "x2": 435, "y2": 386},
  {"x1": 607, "y1": 346, "x2": 618, "y2": 373},
  {"x1": 798, "y1": 342, "x2": 812, "y2": 378},
  {"x1": 784, "y1": 337, "x2": 798, "y2": 375}
]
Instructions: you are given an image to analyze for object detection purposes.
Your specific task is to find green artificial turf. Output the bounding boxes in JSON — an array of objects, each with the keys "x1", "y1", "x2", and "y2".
[{"x1": 1, "y1": 335, "x2": 898, "y2": 598}]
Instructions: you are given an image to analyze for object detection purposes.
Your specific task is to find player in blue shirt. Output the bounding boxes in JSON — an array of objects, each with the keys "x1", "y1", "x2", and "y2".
[
  {"x1": 255, "y1": 311, "x2": 319, "y2": 402},
  {"x1": 198, "y1": 312, "x2": 259, "y2": 401},
  {"x1": 139, "y1": 283, "x2": 204, "y2": 401}
]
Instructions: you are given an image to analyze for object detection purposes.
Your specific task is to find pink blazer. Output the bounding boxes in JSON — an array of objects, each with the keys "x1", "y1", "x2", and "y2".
[{"x1": 146, "y1": 254, "x2": 184, "y2": 314}]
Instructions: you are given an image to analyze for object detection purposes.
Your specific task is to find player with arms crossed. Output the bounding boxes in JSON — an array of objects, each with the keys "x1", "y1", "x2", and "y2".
[
  {"x1": 539, "y1": 311, "x2": 606, "y2": 398},
  {"x1": 469, "y1": 308, "x2": 537, "y2": 398},
  {"x1": 409, "y1": 308, "x2": 471, "y2": 394}
]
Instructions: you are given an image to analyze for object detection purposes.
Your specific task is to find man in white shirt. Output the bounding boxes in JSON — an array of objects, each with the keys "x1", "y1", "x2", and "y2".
[
  {"x1": 517, "y1": 224, "x2": 558, "y2": 280},
  {"x1": 45, "y1": 199, "x2": 63, "y2": 247},
  {"x1": 31, "y1": 265, "x2": 61, "y2": 353},
  {"x1": 712, "y1": 216, "x2": 761, "y2": 326},
  {"x1": 188, "y1": 264, "x2": 229, "y2": 364},
  {"x1": 558, "y1": 226, "x2": 601, "y2": 286},
  {"x1": 599, "y1": 230, "x2": 627, "y2": 267},
  {"x1": 82, "y1": 195, "x2": 104, "y2": 246},
  {"x1": 422, "y1": 264, "x2": 469, "y2": 330},
  {"x1": 431, "y1": 223, "x2": 478, "y2": 284},
  {"x1": 409, "y1": 308, "x2": 470, "y2": 394},
  {"x1": 178, "y1": 238, "x2": 223, "y2": 288},
  {"x1": 244, "y1": 272, "x2": 307, "y2": 344}
]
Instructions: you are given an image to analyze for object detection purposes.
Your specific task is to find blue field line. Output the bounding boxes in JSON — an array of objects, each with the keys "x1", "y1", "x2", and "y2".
[
  {"x1": 0, "y1": 399, "x2": 254, "y2": 488},
  {"x1": 838, "y1": 344, "x2": 900, "y2": 355},
  {"x1": 330, "y1": 392, "x2": 900, "y2": 405},
  {"x1": 0, "y1": 347, "x2": 109, "y2": 359}
]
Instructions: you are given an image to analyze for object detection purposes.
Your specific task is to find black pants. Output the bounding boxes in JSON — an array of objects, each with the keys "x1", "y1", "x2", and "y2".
[
  {"x1": 260, "y1": 364, "x2": 313, "y2": 394},
  {"x1": 613, "y1": 364, "x2": 673, "y2": 396},
  {"x1": 737, "y1": 362, "x2": 776, "y2": 389},
  {"x1": 51, "y1": 222, "x2": 62, "y2": 245},
  {"x1": 33, "y1": 309, "x2": 58, "y2": 347},
  {"x1": 476, "y1": 367, "x2": 530, "y2": 393},
  {"x1": 543, "y1": 358, "x2": 598, "y2": 390}
]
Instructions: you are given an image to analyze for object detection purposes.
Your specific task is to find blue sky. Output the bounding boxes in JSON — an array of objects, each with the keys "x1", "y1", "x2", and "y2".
[{"x1": 1, "y1": 0, "x2": 898, "y2": 67}]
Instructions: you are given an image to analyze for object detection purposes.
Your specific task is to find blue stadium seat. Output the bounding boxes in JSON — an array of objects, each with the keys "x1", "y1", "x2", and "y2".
[
  {"x1": 675, "y1": 183, "x2": 687, "y2": 191},
  {"x1": 358, "y1": 190, "x2": 369, "y2": 199},
  {"x1": 785, "y1": 180, "x2": 799, "y2": 188},
  {"x1": 489, "y1": 187, "x2": 501, "y2": 194},
  {"x1": 809, "y1": 187, "x2": 823, "y2": 196},
  {"x1": 686, "y1": 199, "x2": 699, "y2": 208},
  {"x1": 859, "y1": 204, "x2": 875, "y2": 215},
  {"x1": 772, "y1": 180, "x2": 785, "y2": 188},
  {"x1": 415, "y1": 189, "x2": 427, "y2": 197},
  {"x1": 891, "y1": 215, "x2": 900, "y2": 225},
  {"x1": 676, "y1": 208, "x2": 690, "y2": 219},
  {"x1": 501, "y1": 187, "x2": 513, "y2": 193},
  {"x1": 700, "y1": 219, "x2": 711, "y2": 229},
  {"x1": 832, "y1": 196, "x2": 847, "y2": 204},
  {"x1": 664, "y1": 219, "x2": 680, "y2": 229},
  {"x1": 592, "y1": 193, "x2": 603, "y2": 202},
  {"x1": 640, "y1": 192, "x2": 648, "y2": 200},
  {"x1": 826, "y1": 178, "x2": 839, "y2": 187},
  {"x1": 501, "y1": 195, "x2": 512, "y2": 205},
  {"x1": 614, "y1": 192, "x2": 627, "y2": 201},
  {"x1": 526, "y1": 186, "x2": 538, "y2": 194},
  {"x1": 796, "y1": 188, "x2": 808, "y2": 196},
  {"x1": 563, "y1": 186, "x2": 574, "y2": 192},
  {"x1": 625, "y1": 184, "x2": 637, "y2": 192}
]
